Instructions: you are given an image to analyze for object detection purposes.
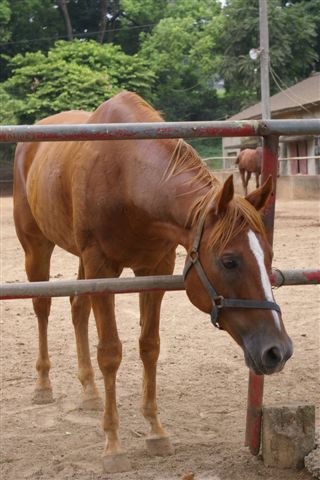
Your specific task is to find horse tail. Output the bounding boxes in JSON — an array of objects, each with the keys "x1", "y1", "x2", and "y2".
[{"x1": 235, "y1": 153, "x2": 240, "y2": 164}]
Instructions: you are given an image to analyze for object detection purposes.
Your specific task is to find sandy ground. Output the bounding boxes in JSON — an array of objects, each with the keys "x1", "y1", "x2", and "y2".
[{"x1": 0, "y1": 194, "x2": 319, "y2": 480}]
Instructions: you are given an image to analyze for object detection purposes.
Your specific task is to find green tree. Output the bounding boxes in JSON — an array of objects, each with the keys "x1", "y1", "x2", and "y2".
[
  {"x1": 138, "y1": 0, "x2": 222, "y2": 120},
  {"x1": 0, "y1": 0, "x2": 64, "y2": 81},
  {"x1": 0, "y1": 83, "x2": 22, "y2": 124},
  {"x1": 118, "y1": 0, "x2": 168, "y2": 54},
  {"x1": 1, "y1": 40, "x2": 155, "y2": 124},
  {"x1": 1, "y1": 0, "x2": 319, "y2": 125},
  {"x1": 0, "y1": 0, "x2": 11, "y2": 43},
  {"x1": 47, "y1": 40, "x2": 155, "y2": 98},
  {"x1": 2, "y1": 52, "x2": 117, "y2": 123},
  {"x1": 196, "y1": 0, "x2": 319, "y2": 112},
  {"x1": 3, "y1": 0, "x2": 63, "y2": 54}
]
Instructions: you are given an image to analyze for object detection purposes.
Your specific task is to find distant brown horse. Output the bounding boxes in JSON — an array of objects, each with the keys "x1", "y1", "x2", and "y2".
[
  {"x1": 236, "y1": 147, "x2": 263, "y2": 195},
  {"x1": 13, "y1": 91, "x2": 292, "y2": 473}
]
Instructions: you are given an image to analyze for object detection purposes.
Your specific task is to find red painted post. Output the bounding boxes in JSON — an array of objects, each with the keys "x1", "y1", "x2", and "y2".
[
  {"x1": 245, "y1": 371, "x2": 265, "y2": 453},
  {"x1": 260, "y1": 135, "x2": 280, "y2": 244},
  {"x1": 245, "y1": 135, "x2": 279, "y2": 455}
]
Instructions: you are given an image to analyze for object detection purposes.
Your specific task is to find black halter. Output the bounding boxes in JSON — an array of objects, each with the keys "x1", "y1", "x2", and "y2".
[{"x1": 183, "y1": 216, "x2": 281, "y2": 329}]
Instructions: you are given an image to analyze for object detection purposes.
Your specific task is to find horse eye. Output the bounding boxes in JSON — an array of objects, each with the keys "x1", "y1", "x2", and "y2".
[{"x1": 221, "y1": 257, "x2": 238, "y2": 269}]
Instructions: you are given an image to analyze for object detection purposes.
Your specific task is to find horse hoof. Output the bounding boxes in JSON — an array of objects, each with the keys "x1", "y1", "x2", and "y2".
[
  {"x1": 80, "y1": 396, "x2": 103, "y2": 411},
  {"x1": 102, "y1": 453, "x2": 131, "y2": 473},
  {"x1": 32, "y1": 388, "x2": 54, "y2": 404},
  {"x1": 146, "y1": 436, "x2": 174, "y2": 456}
]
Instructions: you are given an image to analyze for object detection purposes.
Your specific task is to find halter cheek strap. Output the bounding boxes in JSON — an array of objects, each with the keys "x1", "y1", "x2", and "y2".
[{"x1": 183, "y1": 217, "x2": 281, "y2": 329}]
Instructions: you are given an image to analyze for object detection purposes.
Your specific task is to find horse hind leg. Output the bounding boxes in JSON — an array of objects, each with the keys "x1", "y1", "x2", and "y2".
[
  {"x1": 70, "y1": 260, "x2": 103, "y2": 410},
  {"x1": 245, "y1": 171, "x2": 252, "y2": 195},
  {"x1": 23, "y1": 239, "x2": 55, "y2": 404},
  {"x1": 239, "y1": 169, "x2": 247, "y2": 196},
  {"x1": 255, "y1": 172, "x2": 260, "y2": 188},
  {"x1": 135, "y1": 249, "x2": 176, "y2": 457}
]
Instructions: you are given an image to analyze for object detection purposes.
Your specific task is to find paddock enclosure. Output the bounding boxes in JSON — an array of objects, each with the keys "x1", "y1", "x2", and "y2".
[
  {"x1": 0, "y1": 195, "x2": 318, "y2": 480},
  {"x1": 0, "y1": 116, "x2": 319, "y2": 479}
]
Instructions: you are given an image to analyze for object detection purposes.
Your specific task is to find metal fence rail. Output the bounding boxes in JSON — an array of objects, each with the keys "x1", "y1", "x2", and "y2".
[
  {"x1": 1, "y1": 269, "x2": 319, "y2": 300},
  {"x1": 203, "y1": 155, "x2": 320, "y2": 162},
  {"x1": 0, "y1": 119, "x2": 320, "y2": 143}
]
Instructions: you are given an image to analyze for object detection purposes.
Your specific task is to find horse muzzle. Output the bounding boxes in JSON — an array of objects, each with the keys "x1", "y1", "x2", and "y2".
[{"x1": 243, "y1": 336, "x2": 293, "y2": 375}]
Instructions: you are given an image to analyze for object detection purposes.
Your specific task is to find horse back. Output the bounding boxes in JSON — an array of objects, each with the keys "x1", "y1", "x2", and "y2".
[
  {"x1": 14, "y1": 110, "x2": 91, "y2": 183},
  {"x1": 13, "y1": 94, "x2": 175, "y2": 263}
]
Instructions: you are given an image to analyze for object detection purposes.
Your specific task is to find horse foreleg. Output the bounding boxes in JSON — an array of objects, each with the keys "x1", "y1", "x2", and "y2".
[
  {"x1": 82, "y1": 248, "x2": 129, "y2": 473},
  {"x1": 95, "y1": 296, "x2": 129, "y2": 472},
  {"x1": 70, "y1": 261, "x2": 102, "y2": 410},
  {"x1": 135, "y1": 249, "x2": 175, "y2": 456},
  {"x1": 139, "y1": 291, "x2": 174, "y2": 456}
]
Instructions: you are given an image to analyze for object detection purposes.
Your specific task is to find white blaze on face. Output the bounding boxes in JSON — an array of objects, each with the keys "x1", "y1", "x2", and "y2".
[{"x1": 247, "y1": 230, "x2": 281, "y2": 330}]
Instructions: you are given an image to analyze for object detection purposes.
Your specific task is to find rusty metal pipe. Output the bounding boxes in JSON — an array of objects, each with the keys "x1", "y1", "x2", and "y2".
[
  {"x1": 0, "y1": 121, "x2": 259, "y2": 143},
  {"x1": 0, "y1": 119, "x2": 319, "y2": 143}
]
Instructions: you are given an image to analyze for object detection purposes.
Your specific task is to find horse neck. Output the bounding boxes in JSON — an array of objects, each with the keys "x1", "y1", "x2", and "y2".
[{"x1": 151, "y1": 142, "x2": 220, "y2": 249}]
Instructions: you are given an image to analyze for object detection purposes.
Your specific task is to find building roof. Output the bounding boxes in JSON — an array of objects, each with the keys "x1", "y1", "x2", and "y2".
[{"x1": 229, "y1": 73, "x2": 320, "y2": 120}]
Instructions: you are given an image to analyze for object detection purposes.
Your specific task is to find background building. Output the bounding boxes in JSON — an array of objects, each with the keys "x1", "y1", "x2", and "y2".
[{"x1": 223, "y1": 73, "x2": 320, "y2": 176}]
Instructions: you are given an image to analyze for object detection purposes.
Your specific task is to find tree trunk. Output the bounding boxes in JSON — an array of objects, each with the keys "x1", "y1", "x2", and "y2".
[
  {"x1": 57, "y1": 0, "x2": 73, "y2": 41},
  {"x1": 97, "y1": 0, "x2": 108, "y2": 44},
  {"x1": 97, "y1": 0, "x2": 121, "y2": 44},
  {"x1": 107, "y1": 17, "x2": 116, "y2": 44}
]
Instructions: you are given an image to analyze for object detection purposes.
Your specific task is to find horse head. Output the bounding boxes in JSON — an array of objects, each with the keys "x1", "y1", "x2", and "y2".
[{"x1": 184, "y1": 175, "x2": 293, "y2": 375}]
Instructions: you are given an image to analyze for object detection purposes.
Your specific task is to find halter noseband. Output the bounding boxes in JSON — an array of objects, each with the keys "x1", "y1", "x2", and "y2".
[{"x1": 183, "y1": 216, "x2": 281, "y2": 329}]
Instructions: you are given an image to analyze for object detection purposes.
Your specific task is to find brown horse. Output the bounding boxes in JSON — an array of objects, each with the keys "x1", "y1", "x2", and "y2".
[
  {"x1": 236, "y1": 147, "x2": 263, "y2": 195},
  {"x1": 13, "y1": 91, "x2": 292, "y2": 473}
]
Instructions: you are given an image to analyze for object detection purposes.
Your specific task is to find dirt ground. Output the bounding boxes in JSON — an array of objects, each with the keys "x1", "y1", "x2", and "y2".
[{"x1": 0, "y1": 193, "x2": 319, "y2": 480}]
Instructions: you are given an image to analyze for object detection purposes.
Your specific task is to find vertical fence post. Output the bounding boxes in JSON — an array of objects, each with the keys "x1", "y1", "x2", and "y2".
[
  {"x1": 260, "y1": 135, "x2": 279, "y2": 243},
  {"x1": 245, "y1": 135, "x2": 279, "y2": 455}
]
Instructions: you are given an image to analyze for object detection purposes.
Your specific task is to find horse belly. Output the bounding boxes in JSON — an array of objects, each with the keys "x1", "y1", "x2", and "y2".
[{"x1": 81, "y1": 205, "x2": 176, "y2": 270}]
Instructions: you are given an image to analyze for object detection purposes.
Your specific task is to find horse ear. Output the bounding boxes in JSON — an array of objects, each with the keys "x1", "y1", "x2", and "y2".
[
  {"x1": 214, "y1": 174, "x2": 234, "y2": 216},
  {"x1": 245, "y1": 175, "x2": 272, "y2": 211}
]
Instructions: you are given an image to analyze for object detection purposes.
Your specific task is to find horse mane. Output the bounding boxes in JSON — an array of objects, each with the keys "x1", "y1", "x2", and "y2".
[
  {"x1": 163, "y1": 139, "x2": 267, "y2": 253},
  {"x1": 207, "y1": 196, "x2": 267, "y2": 253},
  {"x1": 124, "y1": 91, "x2": 165, "y2": 122}
]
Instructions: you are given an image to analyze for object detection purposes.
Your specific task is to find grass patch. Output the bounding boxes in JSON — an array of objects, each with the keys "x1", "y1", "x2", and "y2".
[{"x1": 188, "y1": 137, "x2": 223, "y2": 170}]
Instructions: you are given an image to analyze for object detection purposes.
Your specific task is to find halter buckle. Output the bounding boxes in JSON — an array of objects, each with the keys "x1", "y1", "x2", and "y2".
[
  {"x1": 189, "y1": 250, "x2": 199, "y2": 264},
  {"x1": 214, "y1": 295, "x2": 225, "y2": 309}
]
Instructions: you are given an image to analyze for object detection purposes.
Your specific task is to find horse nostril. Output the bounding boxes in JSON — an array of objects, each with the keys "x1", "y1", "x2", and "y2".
[{"x1": 262, "y1": 346, "x2": 283, "y2": 370}]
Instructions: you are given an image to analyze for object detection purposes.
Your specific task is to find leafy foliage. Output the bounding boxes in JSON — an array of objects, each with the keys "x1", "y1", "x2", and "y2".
[
  {"x1": 0, "y1": 83, "x2": 22, "y2": 124},
  {"x1": 1, "y1": 40, "x2": 155, "y2": 123},
  {"x1": 0, "y1": 0, "x2": 11, "y2": 43},
  {"x1": 2, "y1": 0, "x2": 63, "y2": 55},
  {"x1": 139, "y1": 4, "x2": 222, "y2": 120},
  {"x1": 0, "y1": 0, "x2": 319, "y2": 127},
  {"x1": 47, "y1": 40, "x2": 156, "y2": 98},
  {"x1": 203, "y1": 0, "x2": 319, "y2": 107}
]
